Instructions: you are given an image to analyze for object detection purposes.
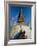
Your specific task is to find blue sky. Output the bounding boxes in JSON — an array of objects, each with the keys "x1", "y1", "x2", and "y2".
[{"x1": 9, "y1": 5, "x2": 31, "y2": 26}]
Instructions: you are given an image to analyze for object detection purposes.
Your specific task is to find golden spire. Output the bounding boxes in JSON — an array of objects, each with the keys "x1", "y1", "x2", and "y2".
[{"x1": 18, "y1": 8, "x2": 24, "y2": 23}]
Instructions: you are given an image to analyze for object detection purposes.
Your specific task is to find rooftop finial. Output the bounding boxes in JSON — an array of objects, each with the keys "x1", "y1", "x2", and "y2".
[{"x1": 21, "y1": 8, "x2": 22, "y2": 16}]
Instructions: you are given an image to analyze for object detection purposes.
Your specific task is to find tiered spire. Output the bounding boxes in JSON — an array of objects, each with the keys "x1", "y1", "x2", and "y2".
[{"x1": 18, "y1": 8, "x2": 24, "y2": 23}]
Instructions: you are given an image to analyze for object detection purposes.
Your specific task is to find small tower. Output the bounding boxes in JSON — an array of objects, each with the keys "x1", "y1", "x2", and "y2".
[{"x1": 18, "y1": 8, "x2": 24, "y2": 23}]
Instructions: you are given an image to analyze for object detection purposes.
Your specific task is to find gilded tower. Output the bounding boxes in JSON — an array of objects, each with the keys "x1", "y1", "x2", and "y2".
[{"x1": 18, "y1": 8, "x2": 24, "y2": 23}]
